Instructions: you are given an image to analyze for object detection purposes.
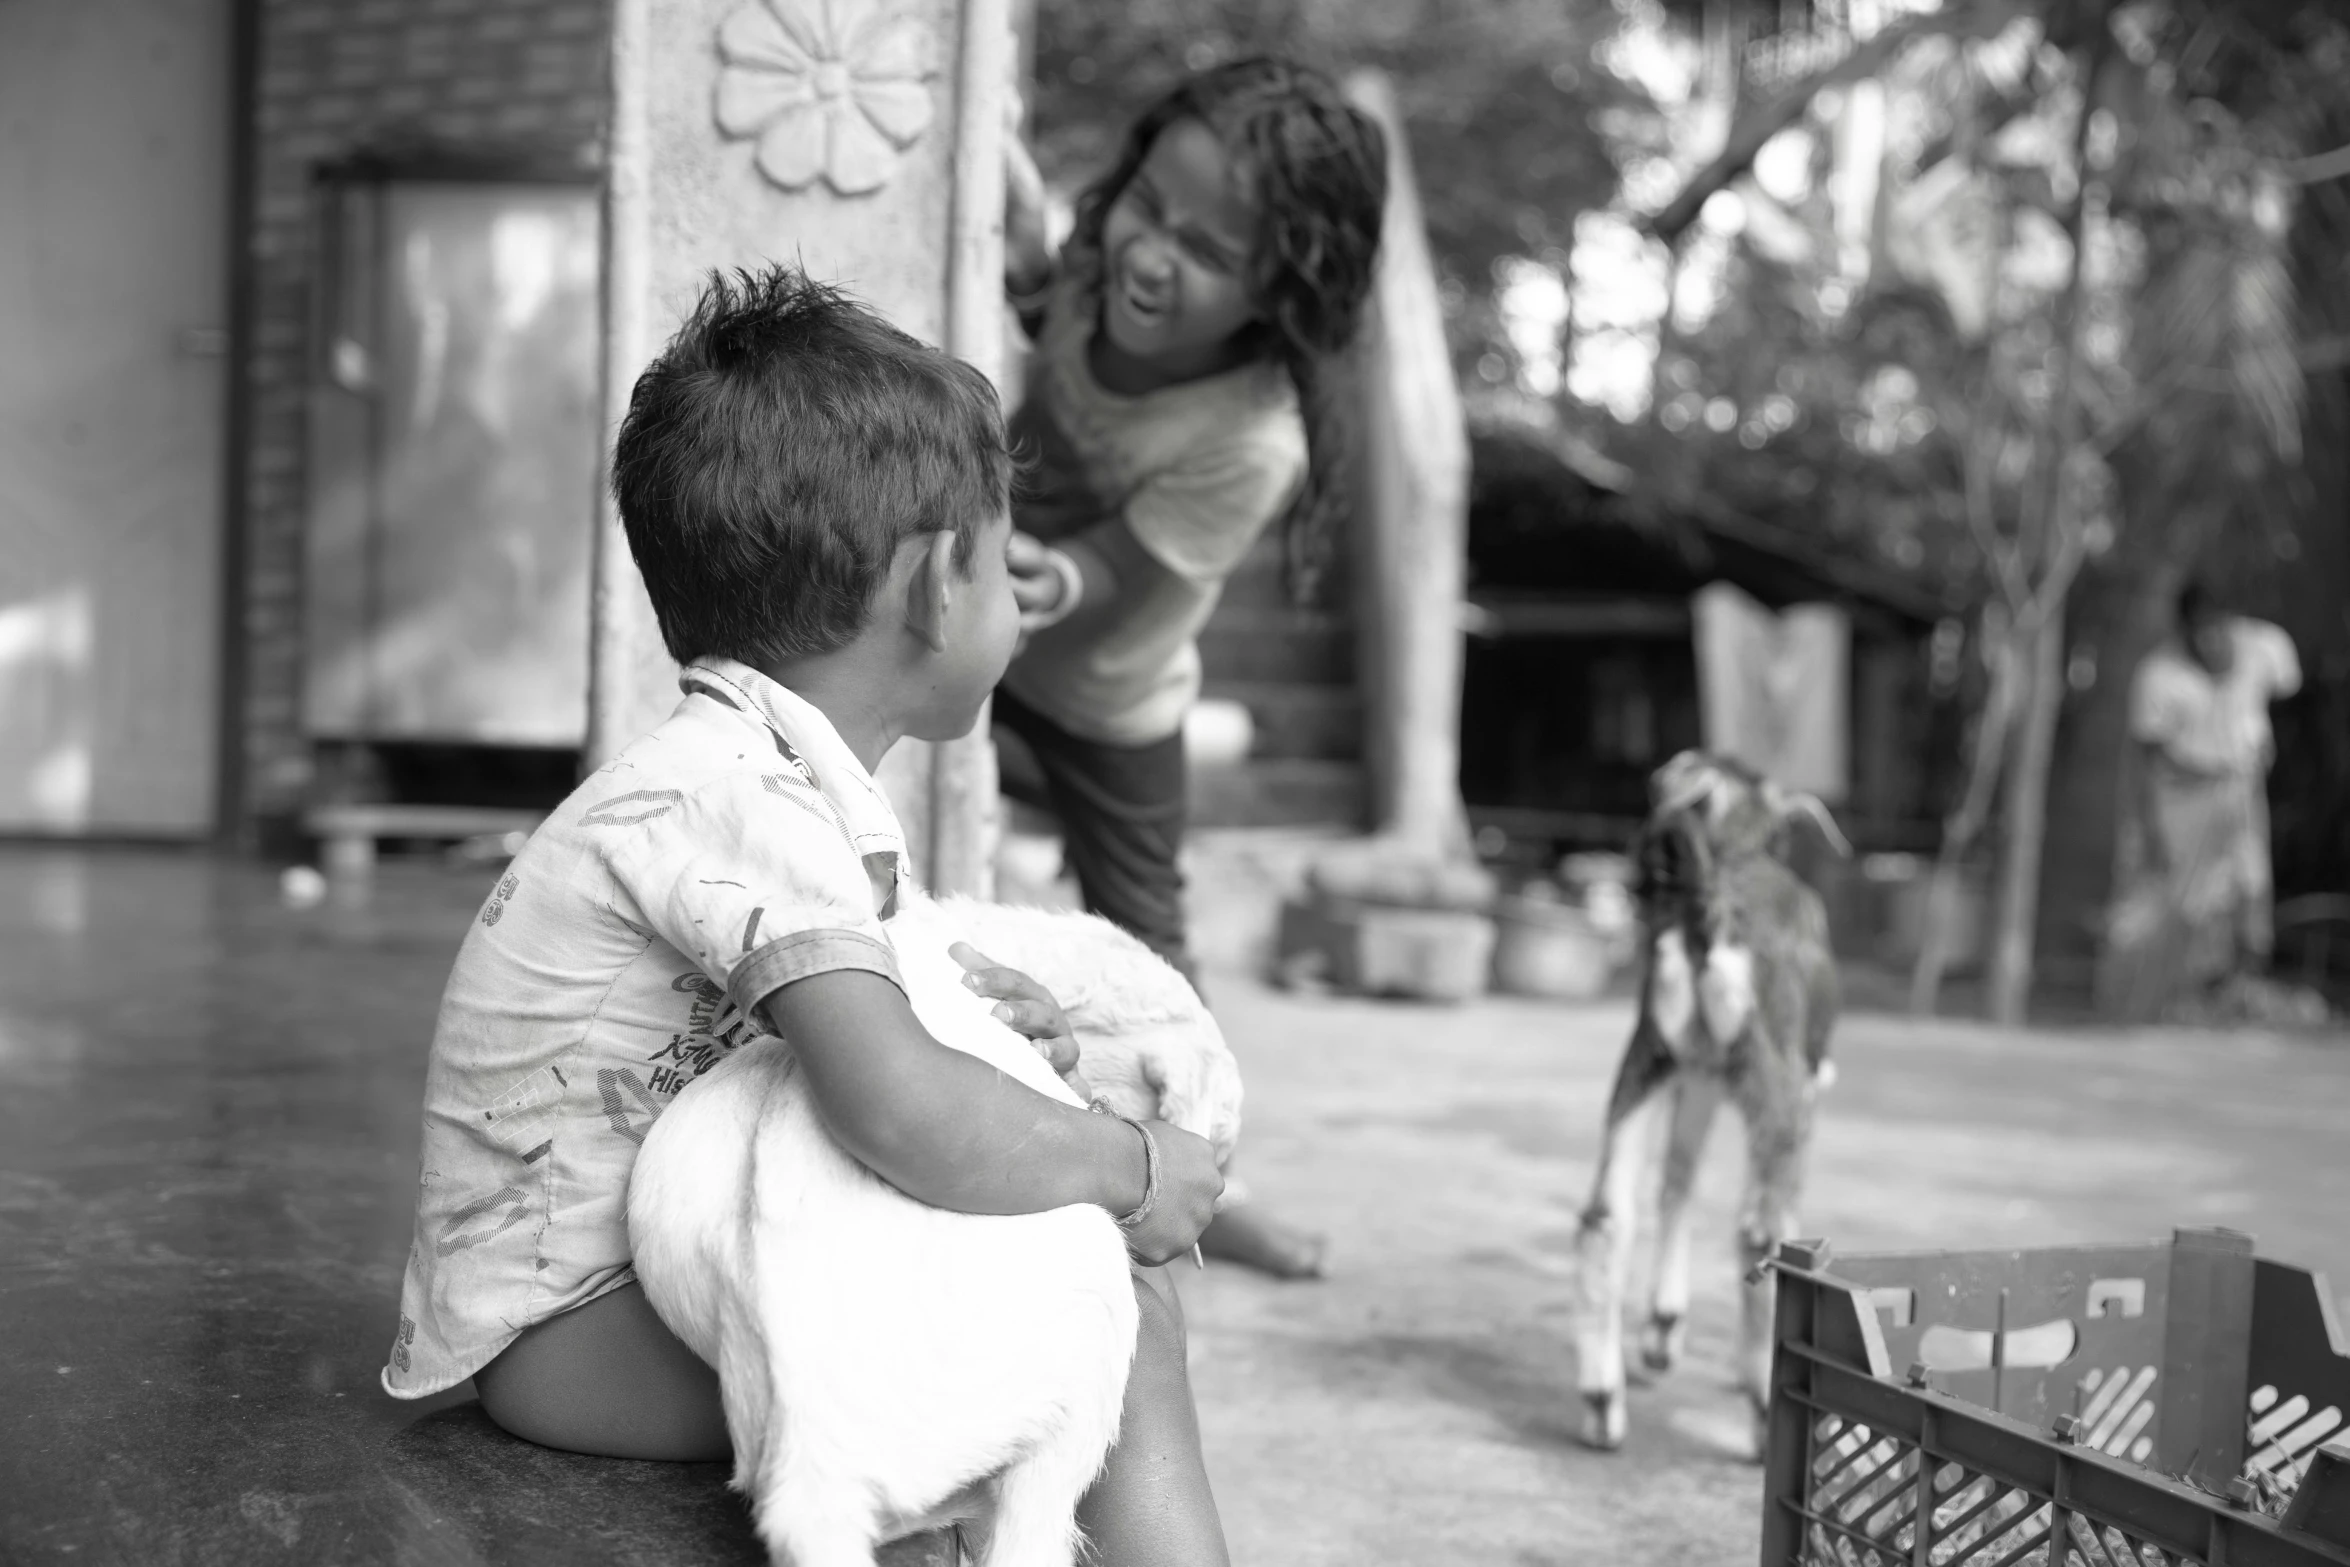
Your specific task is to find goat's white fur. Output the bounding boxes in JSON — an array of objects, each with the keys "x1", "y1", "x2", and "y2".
[
  {"x1": 1647, "y1": 931, "x2": 1760, "y2": 1062},
  {"x1": 627, "y1": 891, "x2": 1242, "y2": 1567},
  {"x1": 1695, "y1": 942, "x2": 1755, "y2": 1049},
  {"x1": 1572, "y1": 751, "x2": 1840, "y2": 1462},
  {"x1": 1648, "y1": 931, "x2": 1697, "y2": 1049}
]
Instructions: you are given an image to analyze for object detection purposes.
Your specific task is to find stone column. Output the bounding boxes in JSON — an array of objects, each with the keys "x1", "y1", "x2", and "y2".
[
  {"x1": 591, "y1": 0, "x2": 1008, "y2": 895},
  {"x1": 1342, "y1": 70, "x2": 1472, "y2": 860}
]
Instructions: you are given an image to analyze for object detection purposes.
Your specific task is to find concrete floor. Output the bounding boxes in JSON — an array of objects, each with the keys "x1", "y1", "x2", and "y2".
[{"x1": 3, "y1": 842, "x2": 2346, "y2": 1565}]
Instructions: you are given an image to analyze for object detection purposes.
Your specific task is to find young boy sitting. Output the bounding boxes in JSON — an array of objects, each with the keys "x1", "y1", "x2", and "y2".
[{"x1": 381, "y1": 265, "x2": 1232, "y2": 1565}]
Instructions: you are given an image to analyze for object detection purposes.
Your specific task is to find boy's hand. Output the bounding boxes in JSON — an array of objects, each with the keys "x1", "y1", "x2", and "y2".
[
  {"x1": 1125, "y1": 1121, "x2": 1223, "y2": 1266},
  {"x1": 952, "y1": 942, "x2": 1084, "y2": 1094}
]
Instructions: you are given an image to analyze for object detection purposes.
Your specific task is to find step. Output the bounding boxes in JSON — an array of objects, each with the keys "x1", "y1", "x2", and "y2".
[
  {"x1": 1197, "y1": 611, "x2": 1356, "y2": 684},
  {"x1": 1202, "y1": 680, "x2": 1363, "y2": 761},
  {"x1": 1207, "y1": 533, "x2": 1322, "y2": 612},
  {"x1": 1190, "y1": 758, "x2": 1369, "y2": 830}
]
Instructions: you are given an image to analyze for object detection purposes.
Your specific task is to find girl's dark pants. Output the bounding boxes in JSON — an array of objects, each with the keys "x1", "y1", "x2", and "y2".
[{"x1": 993, "y1": 688, "x2": 1198, "y2": 990}]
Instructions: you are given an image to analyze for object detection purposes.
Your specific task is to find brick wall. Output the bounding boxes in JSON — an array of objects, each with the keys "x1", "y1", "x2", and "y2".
[{"x1": 233, "y1": 0, "x2": 609, "y2": 834}]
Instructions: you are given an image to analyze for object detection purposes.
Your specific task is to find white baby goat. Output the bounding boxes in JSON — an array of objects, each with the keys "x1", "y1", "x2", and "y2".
[
  {"x1": 627, "y1": 890, "x2": 1241, "y2": 1567},
  {"x1": 1570, "y1": 751, "x2": 1842, "y2": 1459}
]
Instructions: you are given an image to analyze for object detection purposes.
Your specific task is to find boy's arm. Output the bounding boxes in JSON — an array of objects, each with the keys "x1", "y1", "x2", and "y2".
[{"x1": 756, "y1": 967, "x2": 1146, "y2": 1217}]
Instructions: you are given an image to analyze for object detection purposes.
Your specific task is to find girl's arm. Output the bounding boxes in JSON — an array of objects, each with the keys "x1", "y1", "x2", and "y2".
[
  {"x1": 1005, "y1": 134, "x2": 1057, "y2": 337},
  {"x1": 757, "y1": 967, "x2": 1221, "y2": 1263},
  {"x1": 1013, "y1": 518, "x2": 1177, "y2": 640}
]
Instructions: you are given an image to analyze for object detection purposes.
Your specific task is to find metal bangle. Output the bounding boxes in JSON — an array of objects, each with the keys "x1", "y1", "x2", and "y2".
[
  {"x1": 1105, "y1": 1111, "x2": 1159, "y2": 1232},
  {"x1": 1019, "y1": 546, "x2": 1085, "y2": 633},
  {"x1": 1006, "y1": 269, "x2": 1056, "y2": 314}
]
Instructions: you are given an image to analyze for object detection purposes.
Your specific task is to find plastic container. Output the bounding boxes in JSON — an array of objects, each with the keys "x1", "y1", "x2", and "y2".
[
  {"x1": 1758, "y1": 1231, "x2": 2350, "y2": 1566},
  {"x1": 1274, "y1": 894, "x2": 1496, "y2": 1002},
  {"x1": 1490, "y1": 893, "x2": 1614, "y2": 999}
]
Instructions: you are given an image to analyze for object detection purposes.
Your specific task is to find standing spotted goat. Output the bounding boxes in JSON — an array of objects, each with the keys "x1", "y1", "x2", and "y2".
[{"x1": 1570, "y1": 750, "x2": 1845, "y2": 1456}]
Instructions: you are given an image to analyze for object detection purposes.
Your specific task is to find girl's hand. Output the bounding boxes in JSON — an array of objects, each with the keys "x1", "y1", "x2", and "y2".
[
  {"x1": 951, "y1": 941, "x2": 1085, "y2": 1094},
  {"x1": 1004, "y1": 134, "x2": 1054, "y2": 297},
  {"x1": 1006, "y1": 531, "x2": 1065, "y2": 617}
]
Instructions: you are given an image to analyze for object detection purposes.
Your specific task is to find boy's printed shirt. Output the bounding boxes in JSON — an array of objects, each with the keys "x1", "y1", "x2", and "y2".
[
  {"x1": 382, "y1": 659, "x2": 906, "y2": 1398},
  {"x1": 1003, "y1": 272, "x2": 1308, "y2": 747}
]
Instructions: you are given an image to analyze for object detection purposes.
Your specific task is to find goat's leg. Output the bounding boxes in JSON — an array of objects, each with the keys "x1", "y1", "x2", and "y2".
[
  {"x1": 1570, "y1": 1036, "x2": 1675, "y2": 1452},
  {"x1": 758, "y1": 1463, "x2": 882, "y2": 1567},
  {"x1": 981, "y1": 1423, "x2": 1116, "y2": 1567},
  {"x1": 978, "y1": 1295, "x2": 1133, "y2": 1567},
  {"x1": 1641, "y1": 1071, "x2": 1723, "y2": 1376},
  {"x1": 1731, "y1": 1063, "x2": 1813, "y2": 1463}
]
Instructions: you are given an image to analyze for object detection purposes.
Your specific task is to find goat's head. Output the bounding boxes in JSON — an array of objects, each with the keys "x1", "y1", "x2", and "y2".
[{"x1": 1646, "y1": 750, "x2": 1849, "y2": 863}]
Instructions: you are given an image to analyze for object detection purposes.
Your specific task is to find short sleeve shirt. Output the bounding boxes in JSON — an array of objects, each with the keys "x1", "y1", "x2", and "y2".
[
  {"x1": 382, "y1": 659, "x2": 907, "y2": 1399},
  {"x1": 1001, "y1": 275, "x2": 1308, "y2": 746},
  {"x1": 2129, "y1": 618, "x2": 2302, "y2": 778}
]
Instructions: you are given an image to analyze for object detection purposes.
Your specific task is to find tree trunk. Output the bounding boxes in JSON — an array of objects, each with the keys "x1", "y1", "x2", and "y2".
[
  {"x1": 1987, "y1": 598, "x2": 2065, "y2": 1023},
  {"x1": 1910, "y1": 607, "x2": 2019, "y2": 1014},
  {"x1": 1981, "y1": 27, "x2": 2110, "y2": 1025}
]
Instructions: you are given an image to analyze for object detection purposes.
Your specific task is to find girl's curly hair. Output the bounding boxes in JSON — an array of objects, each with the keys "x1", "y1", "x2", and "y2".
[{"x1": 1065, "y1": 57, "x2": 1389, "y2": 605}]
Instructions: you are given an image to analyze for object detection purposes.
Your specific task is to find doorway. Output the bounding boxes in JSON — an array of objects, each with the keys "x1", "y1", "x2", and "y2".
[{"x1": 0, "y1": 0, "x2": 232, "y2": 834}]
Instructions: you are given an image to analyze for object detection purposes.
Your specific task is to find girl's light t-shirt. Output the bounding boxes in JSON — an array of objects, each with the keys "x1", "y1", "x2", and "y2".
[{"x1": 1001, "y1": 277, "x2": 1308, "y2": 748}]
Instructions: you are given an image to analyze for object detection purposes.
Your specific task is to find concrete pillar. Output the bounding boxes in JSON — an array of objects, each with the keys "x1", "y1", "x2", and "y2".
[
  {"x1": 1342, "y1": 71, "x2": 1472, "y2": 860},
  {"x1": 591, "y1": 0, "x2": 1009, "y2": 895}
]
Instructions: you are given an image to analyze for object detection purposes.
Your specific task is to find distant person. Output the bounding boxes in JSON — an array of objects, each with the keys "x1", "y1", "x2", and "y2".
[
  {"x1": 2103, "y1": 579, "x2": 2301, "y2": 1019},
  {"x1": 997, "y1": 59, "x2": 1388, "y2": 1279}
]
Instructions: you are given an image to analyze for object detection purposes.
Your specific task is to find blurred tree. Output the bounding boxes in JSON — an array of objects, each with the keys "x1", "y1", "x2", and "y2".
[
  {"x1": 1591, "y1": 0, "x2": 2344, "y2": 1020},
  {"x1": 1022, "y1": 0, "x2": 2350, "y2": 1014}
]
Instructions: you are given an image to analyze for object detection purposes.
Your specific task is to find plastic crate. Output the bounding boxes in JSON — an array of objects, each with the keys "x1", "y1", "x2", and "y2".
[{"x1": 1759, "y1": 1230, "x2": 2350, "y2": 1566}]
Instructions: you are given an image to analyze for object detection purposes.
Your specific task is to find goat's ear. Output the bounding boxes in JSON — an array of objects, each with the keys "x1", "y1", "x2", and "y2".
[
  {"x1": 1772, "y1": 786, "x2": 1851, "y2": 857},
  {"x1": 1650, "y1": 750, "x2": 1719, "y2": 817}
]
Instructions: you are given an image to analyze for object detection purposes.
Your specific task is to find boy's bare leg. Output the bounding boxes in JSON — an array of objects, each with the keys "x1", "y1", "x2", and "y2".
[
  {"x1": 1079, "y1": 1266, "x2": 1231, "y2": 1567},
  {"x1": 474, "y1": 1271, "x2": 1229, "y2": 1565},
  {"x1": 473, "y1": 1282, "x2": 731, "y2": 1461}
]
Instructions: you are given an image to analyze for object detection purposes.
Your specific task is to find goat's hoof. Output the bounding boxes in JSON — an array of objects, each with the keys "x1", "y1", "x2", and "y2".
[
  {"x1": 1579, "y1": 1390, "x2": 1627, "y2": 1451},
  {"x1": 1639, "y1": 1312, "x2": 1685, "y2": 1374}
]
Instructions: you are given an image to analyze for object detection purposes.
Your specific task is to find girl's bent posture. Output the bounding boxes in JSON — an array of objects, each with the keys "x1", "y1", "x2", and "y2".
[
  {"x1": 997, "y1": 59, "x2": 1387, "y2": 1282},
  {"x1": 386, "y1": 268, "x2": 1231, "y2": 1566}
]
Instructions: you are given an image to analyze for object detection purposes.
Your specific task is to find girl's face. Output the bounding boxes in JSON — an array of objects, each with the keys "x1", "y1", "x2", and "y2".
[{"x1": 1097, "y1": 118, "x2": 1262, "y2": 379}]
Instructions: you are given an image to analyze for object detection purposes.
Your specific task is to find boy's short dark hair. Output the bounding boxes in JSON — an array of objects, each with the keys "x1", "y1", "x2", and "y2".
[{"x1": 612, "y1": 266, "x2": 1009, "y2": 667}]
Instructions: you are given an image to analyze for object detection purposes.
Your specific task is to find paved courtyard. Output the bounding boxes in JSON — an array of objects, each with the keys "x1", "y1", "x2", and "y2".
[{"x1": 3, "y1": 840, "x2": 2345, "y2": 1564}]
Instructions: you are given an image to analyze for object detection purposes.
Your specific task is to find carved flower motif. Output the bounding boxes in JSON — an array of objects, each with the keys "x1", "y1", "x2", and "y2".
[{"x1": 714, "y1": 0, "x2": 937, "y2": 196}]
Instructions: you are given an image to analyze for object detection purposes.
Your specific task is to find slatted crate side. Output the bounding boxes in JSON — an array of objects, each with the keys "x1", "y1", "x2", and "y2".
[
  {"x1": 1761, "y1": 1247, "x2": 2350, "y2": 1567},
  {"x1": 2249, "y1": 1262, "x2": 2350, "y2": 1488},
  {"x1": 1827, "y1": 1244, "x2": 2181, "y2": 1455}
]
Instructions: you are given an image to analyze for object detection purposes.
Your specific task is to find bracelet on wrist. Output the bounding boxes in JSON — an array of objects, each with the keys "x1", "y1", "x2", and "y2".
[
  {"x1": 1019, "y1": 546, "x2": 1085, "y2": 633},
  {"x1": 1092, "y1": 1097, "x2": 1158, "y2": 1230},
  {"x1": 1006, "y1": 266, "x2": 1056, "y2": 314}
]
